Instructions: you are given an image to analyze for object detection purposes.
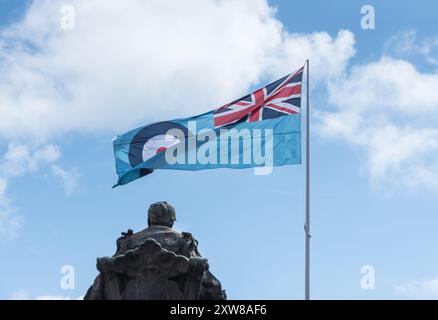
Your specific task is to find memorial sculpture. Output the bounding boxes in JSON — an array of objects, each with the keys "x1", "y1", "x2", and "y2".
[{"x1": 84, "y1": 201, "x2": 226, "y2": 300}]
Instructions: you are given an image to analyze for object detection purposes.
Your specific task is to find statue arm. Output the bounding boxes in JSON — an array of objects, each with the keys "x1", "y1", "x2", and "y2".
[
  {"x1": 114, "y1": 229, "x2": 134, "y2": 256},
  {"x1": 181, "y1": 232, "x2": 201, "y2": 257}
]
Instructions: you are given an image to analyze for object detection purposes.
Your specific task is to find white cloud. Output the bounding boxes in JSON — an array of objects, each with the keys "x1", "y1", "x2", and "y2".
[
  {"x1": 0, "y1": 143, "x2": 70, "y2": 239},
  {"x1": 395, "y1": 276, "x2": 438, "y2": 299},
  {"x1": 328, "y1": 57, "x2": 438, "y2": 113},
  {"x1": 52, "y1": 165, "x2": 80, "y2": 196},
  {"x1": 0, "y1": 143, "x2": 61, "y2": 178},
  {"x1": 317, "y1": 57, "x2": 438, "y2": 191},
  {"x1": 385, "y1": 30, "x2": 438, "y2": 67},
  {"x1": 275, "y1": 30, "x2": 355, "y2": 82},
  {"x1": 0, "y1": 178, "x2": 22, "y2": 240},
  {"x1": 0, "y1": 0, "x2": 355, "y2": 140}
]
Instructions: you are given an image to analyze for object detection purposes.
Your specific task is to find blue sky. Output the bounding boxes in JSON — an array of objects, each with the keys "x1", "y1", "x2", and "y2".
[{"x1": 0, "y1": 0, "x2": 438, "y2": 300}]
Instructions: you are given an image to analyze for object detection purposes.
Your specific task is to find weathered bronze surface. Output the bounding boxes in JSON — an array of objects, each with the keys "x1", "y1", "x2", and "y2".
[{"x1": 84, "y1": 202, "x2": 226, "y2": 300}]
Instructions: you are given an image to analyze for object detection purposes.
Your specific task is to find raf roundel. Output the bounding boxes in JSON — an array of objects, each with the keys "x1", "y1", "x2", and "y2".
[
  {"x1": 128, "y1": 121, "x2": 189, "y2": 172},
  {"x1": 141, "y1": 134, "x2": 180, "y2": 162}
]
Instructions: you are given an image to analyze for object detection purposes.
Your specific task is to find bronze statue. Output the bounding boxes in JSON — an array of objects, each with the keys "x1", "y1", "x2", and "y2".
[{"x1": 84, "y1": 201, "x2": 226, "y2": 300}]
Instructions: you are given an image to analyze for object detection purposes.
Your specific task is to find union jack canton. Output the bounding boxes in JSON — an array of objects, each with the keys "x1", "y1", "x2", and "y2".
[{"x1": 213, "y1": 66, "x2": 304, "y2": 128}]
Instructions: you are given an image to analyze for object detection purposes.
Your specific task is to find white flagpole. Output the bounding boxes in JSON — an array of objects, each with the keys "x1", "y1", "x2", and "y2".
[{"x1": 305, "y1": 59, "x2": 311, "y2": 300}]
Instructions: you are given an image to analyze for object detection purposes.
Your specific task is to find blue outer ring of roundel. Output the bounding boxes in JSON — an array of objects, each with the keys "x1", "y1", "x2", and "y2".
[{"x1": 128, "y1": 121, "x2": 190, "y2": 176}]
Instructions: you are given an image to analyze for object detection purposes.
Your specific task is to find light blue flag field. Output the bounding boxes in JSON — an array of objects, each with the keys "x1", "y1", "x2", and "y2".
[{"x1": 113, "y1": 65, "x2": 304, "y2": 187}]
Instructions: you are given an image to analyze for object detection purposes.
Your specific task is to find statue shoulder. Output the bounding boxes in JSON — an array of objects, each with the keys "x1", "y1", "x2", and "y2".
[{"x1": 114, "y1": 227, "x2": 200, "y2": 257}]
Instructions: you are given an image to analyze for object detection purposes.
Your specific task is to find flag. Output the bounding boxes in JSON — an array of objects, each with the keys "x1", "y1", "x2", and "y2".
[{"x1": 113, "y1": 65, "x2": 304, "y2": 187}]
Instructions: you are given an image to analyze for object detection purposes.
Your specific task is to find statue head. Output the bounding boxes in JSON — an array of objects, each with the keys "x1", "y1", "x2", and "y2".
[{"x1": 147, "y1": 201, "x2": 176, "y2": 227}]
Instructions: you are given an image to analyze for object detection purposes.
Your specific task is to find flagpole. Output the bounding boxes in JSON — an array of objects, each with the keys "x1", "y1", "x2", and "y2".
[{"x1": 304, "y1": 59, "x2": 311, "y2": 300}]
